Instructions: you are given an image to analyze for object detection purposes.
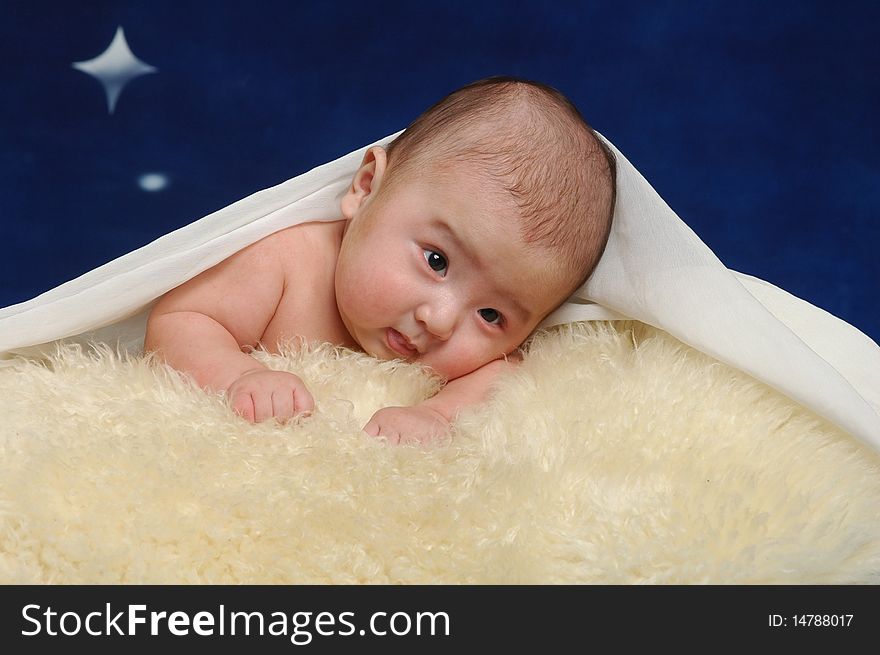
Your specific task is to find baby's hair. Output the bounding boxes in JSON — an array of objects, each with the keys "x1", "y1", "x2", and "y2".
[{"x1": 384, "y1": 76, "x2": 617, "y2": 294}]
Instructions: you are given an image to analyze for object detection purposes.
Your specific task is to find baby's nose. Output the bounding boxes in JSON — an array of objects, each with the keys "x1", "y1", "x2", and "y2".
[{"x1": 415, "y1": 301, "x2": 456, "y2": 341}]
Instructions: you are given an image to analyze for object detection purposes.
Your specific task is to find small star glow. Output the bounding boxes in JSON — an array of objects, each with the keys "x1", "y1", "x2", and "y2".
[{"x1": 138, "y1": 173, "x2": 169, "y2": 192}]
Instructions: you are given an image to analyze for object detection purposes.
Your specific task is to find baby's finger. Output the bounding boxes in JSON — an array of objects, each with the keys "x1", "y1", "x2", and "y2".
[
  {"x1": 363, "y1": 417, "x2": 380, "y2": 437},
  {"x1": 293, "y1": 383, "x2": 315, "y2": 417},
  {"x1": 381, "y1": 428, "x2": 402, "y2": 446},
  {"x1": 271, "y1": 388, "x2": 295, "y2": 422},
  {"x1": 362, "y1": 418, "x2": 401, "y2": 445},
  {"x1": 252, "y1": 392, "x2": 273, "y2": 423},
  {"x1": 231, "y1": 393, "x2": 256, "y2": 423}
]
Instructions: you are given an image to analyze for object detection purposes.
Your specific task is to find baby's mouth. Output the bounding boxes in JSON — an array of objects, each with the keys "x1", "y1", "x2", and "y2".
[{"x1": 386, "y1": 328, "x2": 418, "y2": 357}]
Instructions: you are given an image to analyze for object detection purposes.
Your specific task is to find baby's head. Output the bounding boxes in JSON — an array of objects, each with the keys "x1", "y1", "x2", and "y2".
[{"x1": 337, "y1": 76, "x2": 616, "y2": 380}]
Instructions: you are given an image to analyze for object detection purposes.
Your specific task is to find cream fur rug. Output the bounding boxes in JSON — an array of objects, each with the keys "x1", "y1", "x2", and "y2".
[{"x1": 1, "y1": 321, "x2": 879, "y2": 584}]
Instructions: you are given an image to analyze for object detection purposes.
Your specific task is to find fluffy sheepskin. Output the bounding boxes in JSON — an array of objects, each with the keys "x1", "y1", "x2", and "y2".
[{"x1": 1, "y1": 321, "x2": 879, "y2": 584}]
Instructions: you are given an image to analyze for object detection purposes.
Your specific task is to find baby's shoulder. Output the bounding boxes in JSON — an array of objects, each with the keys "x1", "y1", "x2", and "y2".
[
  {"x1": 250, "y1": 221, "x2": 341, "y2": 253},
  {"x1": 268, "y1": 219, "x2": 346, "y2": 271}
]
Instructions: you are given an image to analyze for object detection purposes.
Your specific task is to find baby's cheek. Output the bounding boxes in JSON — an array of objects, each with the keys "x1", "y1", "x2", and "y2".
[
  {"x1": 337, "y1": 272, "x2": 379, "y2": 318},
  {"x1": 429, "y1": 341, "x2": 490, "y2": 380},
  {"x1": 346, "y1": 265, "x2": 396, "y2": 306}
]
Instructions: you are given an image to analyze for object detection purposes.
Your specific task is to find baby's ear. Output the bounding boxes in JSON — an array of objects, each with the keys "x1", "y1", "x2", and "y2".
[{"x1": 340, "y1": 146, "x2": 387, "y2": 219}]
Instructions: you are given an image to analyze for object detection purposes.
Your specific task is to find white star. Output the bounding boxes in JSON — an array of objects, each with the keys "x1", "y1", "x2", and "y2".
[{"x1": 72, "y1": 26, "x2": 158, "y2": 114}]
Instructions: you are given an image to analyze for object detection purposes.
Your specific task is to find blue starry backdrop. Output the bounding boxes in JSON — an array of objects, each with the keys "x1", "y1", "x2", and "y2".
[{"x1": 1, "y1": 0, "x2": 878, "y2": 341}]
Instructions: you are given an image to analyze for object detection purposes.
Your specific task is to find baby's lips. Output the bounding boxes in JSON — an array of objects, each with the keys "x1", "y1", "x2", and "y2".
[{"x1": 387, "y1": 327, "x2": 419, "y2": 357}]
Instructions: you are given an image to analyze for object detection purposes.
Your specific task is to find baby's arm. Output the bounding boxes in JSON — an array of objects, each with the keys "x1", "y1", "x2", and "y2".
[
  {"x1": 143, "y1": 235, "x2": 314, "y2": 422},
  {"x1": 363, "y1": 355, "x2": 519, "y2": 443}
]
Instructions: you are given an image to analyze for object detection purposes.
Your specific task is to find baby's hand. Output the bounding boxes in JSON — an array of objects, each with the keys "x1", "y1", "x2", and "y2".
[
  {"x1": 363, "y1": 405, "x2": 451, "y2": 445},
  {"x1": 226, "y1": 369, "x2": 315, "y2": 424}
]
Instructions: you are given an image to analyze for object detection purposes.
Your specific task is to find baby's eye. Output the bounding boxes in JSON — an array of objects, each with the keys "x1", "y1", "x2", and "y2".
[
  {"x1": 479, "y1": 308, "x2": 502, "y2": 325},
  {"x1": 423, "y1": 249, "x2": 448, "y2": 277}
]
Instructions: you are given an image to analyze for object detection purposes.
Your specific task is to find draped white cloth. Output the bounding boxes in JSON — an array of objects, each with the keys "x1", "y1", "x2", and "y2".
[{"x1": 2, "y1": 131, "x2": 878, "y2": 451}]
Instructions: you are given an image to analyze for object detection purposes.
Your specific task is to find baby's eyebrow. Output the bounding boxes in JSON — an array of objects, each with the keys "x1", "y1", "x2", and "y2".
[
  {"x1": 503, "y1": 294, "x2": 531, "y2": 324},
  {"x1": 432, "y1": 219, "x2": 482, "y2": 269}
]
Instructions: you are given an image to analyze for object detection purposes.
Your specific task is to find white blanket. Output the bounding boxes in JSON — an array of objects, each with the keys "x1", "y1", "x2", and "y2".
[{"x1": 1, "y1": 131, "x2": 878, "y2": 451}]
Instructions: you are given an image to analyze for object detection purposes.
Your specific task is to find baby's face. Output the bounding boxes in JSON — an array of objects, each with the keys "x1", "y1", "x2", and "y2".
[{"x1": 336, "y1": 150, "x2": 569, "y2": 380}]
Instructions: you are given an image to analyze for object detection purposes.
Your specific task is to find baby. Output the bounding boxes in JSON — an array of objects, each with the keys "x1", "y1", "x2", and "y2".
[{"x1": 143, "y1": 76, "x2": 616, "y2": 442}]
